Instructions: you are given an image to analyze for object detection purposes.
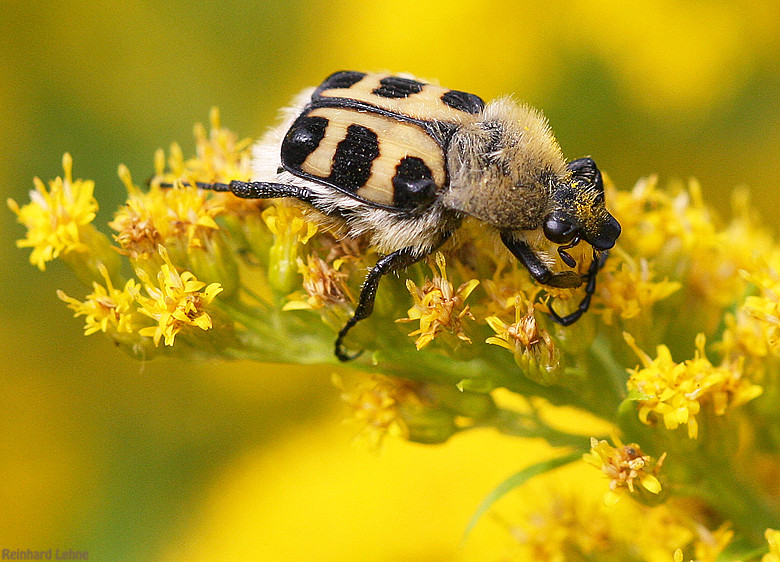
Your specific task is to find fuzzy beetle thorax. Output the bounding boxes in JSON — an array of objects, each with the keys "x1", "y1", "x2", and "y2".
[{"x1": 442, "y1": 97, "x2": 569, "y2": 231}]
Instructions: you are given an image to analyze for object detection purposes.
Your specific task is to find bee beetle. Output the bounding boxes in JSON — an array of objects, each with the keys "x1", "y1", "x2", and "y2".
[{"x1": 198, "y1": 71, "x2": 621, "y2": 361}]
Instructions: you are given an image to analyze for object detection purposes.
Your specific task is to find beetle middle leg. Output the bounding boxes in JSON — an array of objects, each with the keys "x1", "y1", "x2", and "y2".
[
  {"x1": 336, "y1": 232, "x2": 453, "y2": 362},
  {"x1": 335, "y1": 246, "x2": 425, "y2": 361}
]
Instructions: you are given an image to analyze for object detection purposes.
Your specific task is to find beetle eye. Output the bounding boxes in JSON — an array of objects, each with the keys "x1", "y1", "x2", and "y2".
[{"x1": 543, "y1": 216, "x2": 577, "y2": 244}]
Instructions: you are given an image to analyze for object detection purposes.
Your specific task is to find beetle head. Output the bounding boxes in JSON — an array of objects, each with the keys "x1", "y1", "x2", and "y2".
[{"x1": 543, "y1": 158, "x2": 621, "y2": 263}]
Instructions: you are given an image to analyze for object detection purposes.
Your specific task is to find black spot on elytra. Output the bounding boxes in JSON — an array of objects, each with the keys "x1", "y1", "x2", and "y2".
[
  {"x1": 393, "y1": 156, "x2": 436, "y2": 208},
  {"x1": 372, "y1": 76, "x2": 425, "y2": 99},
  {"x1": 281, "y1": 115, "x2": 329, "y2": 169},
  {"x1": 319, "y1": 71, "x2": 367, "y2": 91},
  {"x1": 330, "y1": 124, "x2": 380, "y2": 191},
  {"x1": 441, "y1": 90, "x2": 485, "y2": 114}
]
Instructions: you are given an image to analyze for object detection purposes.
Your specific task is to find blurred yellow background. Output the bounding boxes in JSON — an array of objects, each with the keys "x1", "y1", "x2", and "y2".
[{"x1": 2, "y1": 1, "x2": 779, "y2": 560}]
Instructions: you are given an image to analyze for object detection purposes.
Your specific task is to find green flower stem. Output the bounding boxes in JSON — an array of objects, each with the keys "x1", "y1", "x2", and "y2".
[
  {"x1": 61, "y1": 226, "x2": 123, "y2": 287},
  {"x1": 215, "y1": 301, "x2": 336, "y2": 364},
  {"x1": 589, "y1": 333, "x2": 628, "y2": 409},
  {"x1": 371, "y1": 346, "x2": 598, "y2": 415}
]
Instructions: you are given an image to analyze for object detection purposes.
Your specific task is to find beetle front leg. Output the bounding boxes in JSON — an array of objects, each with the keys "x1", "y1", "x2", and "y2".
[
  {"x1": 546, "y1": 249, "x2": 601, "y2": 326},
  {"x1": 500, "y1": 232, "x2": 600, "y2": 326},
  {"x1": 500, "y1": 232, "x2": 582, "y2": 288}
]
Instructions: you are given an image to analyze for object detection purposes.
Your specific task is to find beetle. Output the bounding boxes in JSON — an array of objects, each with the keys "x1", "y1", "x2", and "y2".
[{"x1": 193, "y1": 71, "x2": 621, "y2": 361}]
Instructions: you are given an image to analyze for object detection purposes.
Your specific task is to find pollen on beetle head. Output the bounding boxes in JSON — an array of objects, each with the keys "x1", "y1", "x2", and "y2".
[
  {"x1": 583, "y1": 435, "x2": 665, "y2": 506},
  {"x1": 396, "y1": 253, "x2": 479, "y2": 350}
]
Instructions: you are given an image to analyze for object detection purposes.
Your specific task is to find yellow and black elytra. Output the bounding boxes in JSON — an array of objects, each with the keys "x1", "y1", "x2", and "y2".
[
  {"x1": 196, "y1": 71, "x2": 621, "y2": 361},
  {"x1": 281, "y1": 72, "x2": 482, "y2": 210}
]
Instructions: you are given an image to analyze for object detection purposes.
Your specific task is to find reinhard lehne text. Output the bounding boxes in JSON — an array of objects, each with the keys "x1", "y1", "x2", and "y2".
[{"x1": 2, "y1": 549, "x2": 88, "y2": 560}]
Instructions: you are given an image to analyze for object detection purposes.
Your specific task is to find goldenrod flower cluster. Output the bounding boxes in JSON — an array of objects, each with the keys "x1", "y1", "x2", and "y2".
[
  {"x1": 397, "y1": 253, "x2": 480, "y2": 351},
  {"x1": 625, "y1": 332, "x2": 762, "y2": 440},
  {"x1": 8, "y1": 153, "x2": 98, "y2": 270},
  {"x1": 10, "y1": 111, "x2": 780, "y2": 560}
]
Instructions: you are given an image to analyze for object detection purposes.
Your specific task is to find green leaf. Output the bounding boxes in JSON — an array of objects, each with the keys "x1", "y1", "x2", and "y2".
[{"x1": 462, "y1": 451, "x2": 582, "y2": 541}]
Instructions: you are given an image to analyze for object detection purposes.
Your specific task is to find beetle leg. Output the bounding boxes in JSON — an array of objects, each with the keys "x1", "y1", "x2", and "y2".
[
  {"x1": 546, "y1": 249, "x2": 602, "y2": 326},
  {"x1": 500, "y1": 232, "x2": 601, "y2": 325},
  {"x1": 556, "y1": 235, "x2": 581, "y2": 268},
  {"x1": 336, "y1": 233, "x2": 453, "y2": 362},
  {"x1": 335, "y1": 246, "x2": 423, "y2": 361},
  {"x1": 161, "y1": 179, "x2": 320, "y2": 204},
  {"x1": 203, "y1": 180, "x2": 426, "y2": 360},
  {"x1": 196, "y1": 180, "x2": 318, "y2": 205},
  {"x1": 500, "y1": 232, "x2": 582, "y2": 288}
]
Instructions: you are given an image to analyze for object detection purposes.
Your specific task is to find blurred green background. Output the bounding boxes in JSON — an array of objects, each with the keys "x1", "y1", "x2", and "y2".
[{"x1": 1, "y1": 1, "x2": 779, "y2": 560}]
